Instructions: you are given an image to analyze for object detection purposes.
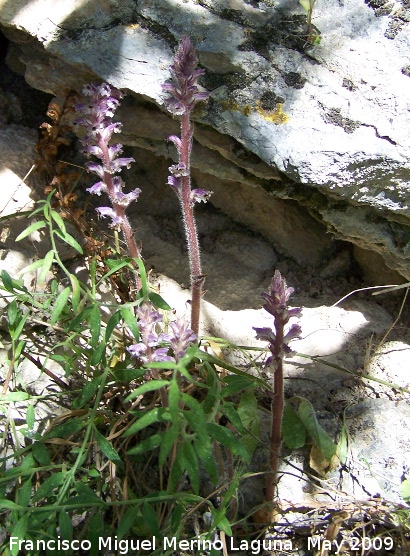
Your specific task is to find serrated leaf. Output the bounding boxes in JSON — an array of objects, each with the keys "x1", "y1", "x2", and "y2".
[
  {"x1": 282, "y1": 403, "x2": 306, "y2": 449},
  {"x1": 50, "y1": 286, "x2": 71, "y2": 325},
  {"x1": 54, "y1": 229, "x2": 83, "y2": 254},
  {"x1": 94, "y1": 430, "x2": 122, "y2": 467},
  {"x1": 15, "y1": 220, "x2": 47, "y2": 241},
  {"x1": 298, "y1": 399, "x2": 337, "y2": 462}
]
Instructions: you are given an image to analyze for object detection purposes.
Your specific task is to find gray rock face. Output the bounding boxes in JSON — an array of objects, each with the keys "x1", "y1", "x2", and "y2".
[{"x1": 1, "y1": 0, "x2": 409, "y2": 278}]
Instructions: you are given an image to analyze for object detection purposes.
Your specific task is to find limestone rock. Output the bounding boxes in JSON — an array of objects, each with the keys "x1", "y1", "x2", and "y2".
[{"x1": 1, "y1": 0, "x2": 409, "y2": 277}]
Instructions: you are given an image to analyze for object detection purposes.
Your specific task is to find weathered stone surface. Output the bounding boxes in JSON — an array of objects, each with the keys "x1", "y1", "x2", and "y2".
[{"x1": 1, "y1": 0, "x2": 409, "y2": 277}]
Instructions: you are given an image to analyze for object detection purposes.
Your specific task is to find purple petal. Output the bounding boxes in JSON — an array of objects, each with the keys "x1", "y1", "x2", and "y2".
[
  {"x1": 167, "y1": 135, "x2": 182, "y2": 151},
  {"x1": 253, "y1": 327, "x2": 276, "y2": 343},
  {"x1": 86, "y1": 162, "x2": 105, "y2": 179},
  {"x1": 109, "y1": 157, "x2": 135, "y2": 173},
  {"x1": 284, "y1": 323, "x2": 302, "y2": 344},
  {"x1": 190, "y1": 188, "x2": 212, "y2": 206},
  {"x1": 96, "y1": 206, "x2": 122, "y2": 226},
  {"x1": 86, "y1": 181, "x2": 107, "y2": 196}
]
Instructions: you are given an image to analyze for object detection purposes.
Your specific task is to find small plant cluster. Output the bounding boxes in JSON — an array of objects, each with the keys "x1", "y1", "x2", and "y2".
[{"x1": 0, "y1": 36, "x2": 342, "y2": 555}]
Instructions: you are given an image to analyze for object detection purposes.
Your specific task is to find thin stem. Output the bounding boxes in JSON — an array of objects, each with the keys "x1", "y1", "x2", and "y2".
[
  {"x1": 265, "y1": 314, "x2": 285, "y2": 503},
  {"x1": 179, "y1": 113, "x2": 202, "y2": 335}
]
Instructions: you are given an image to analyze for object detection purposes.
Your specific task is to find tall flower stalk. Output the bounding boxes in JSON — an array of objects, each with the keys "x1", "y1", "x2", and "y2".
[
  {"x1": 75, "y1": 83, "x2": 142, "y2": 292},
  {"x1": 254, "y1": 271, "x2": 302, "y2": 503},
  {"x1": 162, "y1": 37, "x2": 211, "y2": 335}
]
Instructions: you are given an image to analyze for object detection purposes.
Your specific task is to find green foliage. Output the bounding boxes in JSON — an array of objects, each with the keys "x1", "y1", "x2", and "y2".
[{"x1": 0, "y1": 191, "x2": 265, "y2": 553}]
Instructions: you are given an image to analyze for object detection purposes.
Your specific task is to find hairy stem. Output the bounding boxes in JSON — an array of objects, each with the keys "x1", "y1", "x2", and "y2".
[
  {"x1": 180, "y1": 113, "x2": 202, "y2": 335},
  {"x1": 265, "y1": 314, "x2": 285, "y2": 502}
]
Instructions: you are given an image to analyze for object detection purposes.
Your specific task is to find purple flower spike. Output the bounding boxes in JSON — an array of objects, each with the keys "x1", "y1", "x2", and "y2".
[
  {"x1": 254, "y1": 270, "x2": 302, "y2": 360},
  {"x1": 75, "y1": 81, "x2": 142, "y2": 272}
]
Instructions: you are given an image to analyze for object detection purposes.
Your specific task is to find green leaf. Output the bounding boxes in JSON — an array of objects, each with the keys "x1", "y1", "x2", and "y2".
[
  {"x1": 17, "y1": 478, "x2": 32, "y2": 507},
  {"x1": 298, "y1": 399, "x2": 337, "y2": 462},
  {"x1": 50, "y1": 286, "x2": 71, "y2": 325},
  {"x1": 123, "y1": 407, "x2": 170, "y2": 437},
  {"x1": 32, "y1": 472, "x2": 65, "y2": 502},
  {"x1": 169, "y1": 450, "x2": 186, "y2": 492},
  {"x1": 26, "y1": 404, "x2": 35, "y2": 430},
  {"x1": 194, "y1": 439, "x2": 218, "y2": 484},
  {"x1": 117, "y1": 506, "x2": 137, "y2": 539},
  {"x1": 282, "y1": 403, "x2": 306, "y2": 450},
  {"x1": 148, "y1": 291, "x2": 172, "y2": 311},
  {"x1": 38, "y1": 250, "x2": 54, "y2": 285},
  {"x1": 90, "y1": 342, "x2": 106, "y2": 365},
  {"x1": 51, "y1": 210, "x2": 66, "y2": 233},
  {"x1": 88, "y1": 305, "x2": 101, "y2": 347},
  {"x1": 74, "y1": 481, "x2": 102, "y2": 502},
  {"x1": 10, "y1": 515, "x2": 28, "y2": 556},
  {"x1": 7, "y1": 300, "x2": 19, "y2": 328},
  {"x1": 69, "y1": 274, "x2": 81, "y2": 312},
  {"x1": 168, "y1": 380, "x2": 180, "y2": 422},
  {"x1": 142, "y1": 502, "x2": 160, "y2": 536},
  {"x1": 120, "y1": 308, "x2": 139, "y2": 339},
  {"x1": 207, "y1": 423, "x2": 249, "y2": 462},
  {"x1": 183, "y1": 441, "x2": 200, "y2": 494},
  {"x1": 96, "y1": 259, "x2": 131, "y2": 286},
  {"x1": 222, "y1": 402, "x2": 245, "y2": 434},
  {"x1": 125, "y1": 380, "x2": 169, "y2": 402},
  {"x1": 0, "y1": 499, "x2": 24, "y2": 511},
  {"x1": 54, "y1": 229, "x2": 83, "y2": 254},
  {"x1": 73, "y1": 377, "x2": 100, "y2": 409},
  {"x1": 400, "y1": 478, "x2": 410, "y2": 501},
  {"x1": 299, "y1": 0, "x2": 311, "y2": 12},
  {"x1": 32, "y1": 441, "x2": 50, "y2": 465},
  {"x1": 105, "y1": 311, "x2": 122, "y2": 342},
  {"x1": 0, "y1": 269, "x2": 15, "y2": 292},
  {"x1": 15, "y1": 220, "x2": 47, "y2": 241},
  {"x1": 221, "y1": 375, "x2": 256, "y2": 398},
  {"x1": 44, "y1": 416, "x2": 86, "y2": 439},
  {"x1": 237, "y1": 388, "x2": 260, "y2": 457},
  {"x1": 158, "y1": 424, "x2": 178, "y2": 467},
  {"x1": 59, "y1": 510, "x2": 73, "y2": 541},
  {"x1": 0, "y1": 391, "x2": 30, "y2": 402},
  {"x1": 94, "y1": 430, "x2": 122, "y2": 468},
  {"x1": 126, "y1": 433, "x2": 164, "y2": 456}
]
